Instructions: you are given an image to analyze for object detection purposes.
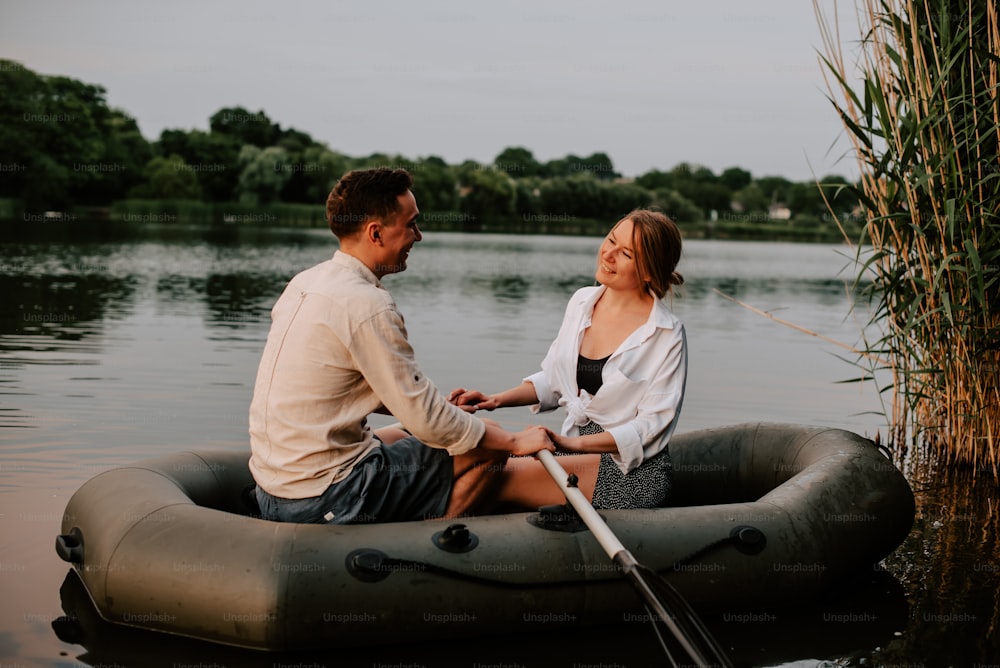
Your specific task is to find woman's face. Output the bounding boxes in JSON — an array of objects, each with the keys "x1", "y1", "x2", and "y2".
[{"x1": 595, "y1": 218, "x2": 645, "y2": 293}]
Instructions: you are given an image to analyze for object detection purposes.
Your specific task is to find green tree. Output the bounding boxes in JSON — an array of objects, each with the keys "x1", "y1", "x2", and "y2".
[
  {"x1": 87, "y1": 109, "x2": 153, "y2": 204},
  {"x1": 351, "y1": 152, "x2": 406, "y2": 171},
  {"x1": 0, "y1": 60, "x2": 153, "y2": 209},
  {"x1": 0, "y1": 61, "x2": 41, "y2": 197},
  {"x1": 651, "y1": 188, "x2": 704, "y2": 222},
  {"x1": 209, "y1": 107, "x2": 279, "y2": 148},
  {"x1": 538, "y1": 174, "x2": 597, "y2": 218},
  {"x1": 271, "y1": 130, "x2": 337, "y2": 204},
  {"x1": 514, "y1": 177, "x2": 543, "y2": 217},
  {"x1": 276, "y1": 127, "x2": 315, "y2": 151},
  {"x1": 569, "y1": 152, "x2": 619, "y2": 180},
  {"x1": 454, "y1": 160, "x2": 482, "y2": 183},
  {"x1": 650, "y1": 163, "x2": 733, "y2": 215},
  {"x1": 787, "y1": 181, "x2": 827, "y2": 217},
  {"x1": 458, "y1": 165, "x2": 516, "y2": 219},
  {"x1": 731, "y1": 184, "x2": 768, "y2": 214},
  {"x1": 720, "y1": 166, "x2": 753, "y2": 191},
  {"x1": 596, "y1": 181, "x2": 653, "y2": 219},
  {"x1": 755, "y1": 176, "x2": 793, "y2": 204},
  {"x1": 683, "y1": 182, "x2": 732, "y2": 214},
  {"x1": 541, "y1": 155, "x2": 581, "y2": 179},
  {"x1": 298, "y1": 146, "x2": 349, "y2": 204},
  {"x1": 130, "y1": 154, "x2": 202, "y2": 200},
  {"x1": 156, "y1": 129, "x2": 240, "y2": 202},
  {"x1": 411, "y1": 156, "x2": 458, "y2": 211},
  {"x1": 236, "y1": 145, "x2": 292, "y2": 205},
  {"x1": 635, "y1": 169, "x2": 675, "y2": 191},
  {"x1": 494, "y1": 147, "x2": 542, "y2": 177},
  {"x1": 274, "y1": 132, "x2": 312, "y2": 203}
]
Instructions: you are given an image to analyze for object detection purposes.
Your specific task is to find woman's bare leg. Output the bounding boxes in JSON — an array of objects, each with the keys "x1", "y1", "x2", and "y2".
[{"x1": 493, "y1": 454, "x2": 601, "y2": 510}]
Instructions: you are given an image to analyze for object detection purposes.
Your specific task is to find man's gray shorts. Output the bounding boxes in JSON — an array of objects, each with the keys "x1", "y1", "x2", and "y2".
[{"x1": 254, "y1": 436, "x2": 453, "y2": 524}]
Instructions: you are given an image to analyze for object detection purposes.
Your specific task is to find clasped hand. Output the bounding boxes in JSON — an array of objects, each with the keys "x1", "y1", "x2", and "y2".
[
  {"x1": 446, "y1": 387, "x2": 498, "y2": 412},
  {"x1": 448, "y1": 387, "x2": 580, "y2": 455}
]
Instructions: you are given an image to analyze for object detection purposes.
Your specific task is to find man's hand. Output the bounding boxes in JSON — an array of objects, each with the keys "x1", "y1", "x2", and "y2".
[
  {"x1": 477, "y1": 419, "x2": 553, "y2": 456},
  {"x1": 447, "y1": 388, "x2": 499, "y2": 412},
  {"x1": 510, "y1": 425, "x2": 556, "y2": 457}
]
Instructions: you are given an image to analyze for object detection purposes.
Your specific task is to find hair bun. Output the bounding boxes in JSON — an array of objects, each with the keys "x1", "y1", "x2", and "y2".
[{"x1": 670, "y1": 271, "x2": 684, "y2": 286}]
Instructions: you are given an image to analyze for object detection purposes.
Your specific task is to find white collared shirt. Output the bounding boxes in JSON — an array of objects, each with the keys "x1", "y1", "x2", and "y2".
[
  {"x1": 524, "y1": 286, "x2": 687, "y2": 474},
  {"x1": 249, "y1": 251, "x2": 485, "y2": 499}
]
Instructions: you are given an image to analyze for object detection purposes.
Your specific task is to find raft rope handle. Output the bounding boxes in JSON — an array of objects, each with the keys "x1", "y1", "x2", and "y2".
[
  {"x1": 664, "y1": 525, "x2": 768, "y2": 574},
  {"x1": 345, "y1": 525, "x2": 766, "y2": 586}
]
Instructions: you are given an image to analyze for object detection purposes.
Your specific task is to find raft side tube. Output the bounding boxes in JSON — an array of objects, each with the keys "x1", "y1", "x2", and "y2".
[{"x1": 55, "y1": 423, "x2": 916, "y2": 650}]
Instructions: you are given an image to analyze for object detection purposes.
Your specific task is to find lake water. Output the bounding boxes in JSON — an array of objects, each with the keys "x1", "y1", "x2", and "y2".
[{"x1": 1, "y1": 222, "x2": 997, "y2": 667}]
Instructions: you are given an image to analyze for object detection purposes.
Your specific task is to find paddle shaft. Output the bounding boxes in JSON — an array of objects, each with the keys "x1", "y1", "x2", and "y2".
[
  {"x1": 535, "y1": 449, "x2": 628, "y2": 560},
  {"x1": 535, "y1": 449, "x2": 732, "y2": 668}
]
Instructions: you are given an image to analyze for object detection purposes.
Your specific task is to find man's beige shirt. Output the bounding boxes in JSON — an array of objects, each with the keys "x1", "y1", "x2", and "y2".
[{"x1": 249, "y1": 250, "x2": 485, "y2": 499}]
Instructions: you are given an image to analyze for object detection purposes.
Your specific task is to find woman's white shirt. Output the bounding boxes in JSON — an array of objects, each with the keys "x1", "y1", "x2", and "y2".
[{"x1": 524, "y1": 286, "x2": 687, "y2": 474}]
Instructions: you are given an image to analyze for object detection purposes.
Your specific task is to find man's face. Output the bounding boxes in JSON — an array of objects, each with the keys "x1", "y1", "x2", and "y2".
[{"x1": 373, "y1": 190, "x2": 422, "y2": 278}]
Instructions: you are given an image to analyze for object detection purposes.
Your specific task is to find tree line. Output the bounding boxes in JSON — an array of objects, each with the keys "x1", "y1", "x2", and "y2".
[{"x1": 0, "y1": 59, "x2": 860, "y2": 227}]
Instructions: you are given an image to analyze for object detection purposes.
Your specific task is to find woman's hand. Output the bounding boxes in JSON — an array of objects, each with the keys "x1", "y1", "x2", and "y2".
[
  {"x1": 544, "y1": 428, "x2": 585, "y2": 454},
  {"x1": 544, "y1": 427, "x2": 618, "y2": 455},
  {"x1": 447, "y1": 388, "x2": 500, "y2": 412}
]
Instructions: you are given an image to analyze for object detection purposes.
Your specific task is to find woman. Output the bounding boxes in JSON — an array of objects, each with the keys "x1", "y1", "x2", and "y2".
[{"x1": 449, "y1": 209, "x2": 686, "y2": 510}]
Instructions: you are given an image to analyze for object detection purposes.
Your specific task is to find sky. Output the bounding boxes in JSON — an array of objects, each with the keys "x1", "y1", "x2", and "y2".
[{"x1": 2, "y1": 0, "x2": 863, "y2": 182}]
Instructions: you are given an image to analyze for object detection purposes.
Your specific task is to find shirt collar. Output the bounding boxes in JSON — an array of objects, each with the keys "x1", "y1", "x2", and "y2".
[
  {"x1": 578, "y1": 285, "x2": 679, "y2": 331},
  {"x1": 649, "y1": 294, "x2": 680, "y2": 330},
  {"x1": 332, "y1": 250, "x2": 382, "y2": 288},
  {"x1": 577, "y1": 285, "x2": 679, "y2": 355}
]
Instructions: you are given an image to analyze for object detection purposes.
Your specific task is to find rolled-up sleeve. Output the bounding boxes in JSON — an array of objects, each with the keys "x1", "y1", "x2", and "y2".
[
  {"x1": 524, "y1": 369, "x2": 559, "y2": 413},
  {"x1": 524, "y1": 292, "x2": 588, "y2": 414},
  {"x1": 350, "y1": 308, "x2": 485, "y2": 455},
  {"x1": 606, "y1": 326, "x2": 687, "y2": 473}
]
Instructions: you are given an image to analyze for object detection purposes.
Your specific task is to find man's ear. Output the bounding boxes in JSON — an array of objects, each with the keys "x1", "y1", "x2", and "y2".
[{"x1": 365, "y1": 221, "x2": 383, "y2": 244}]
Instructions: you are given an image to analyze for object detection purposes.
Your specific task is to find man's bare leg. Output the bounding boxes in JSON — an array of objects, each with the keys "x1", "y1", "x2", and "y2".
[
  {"x1": 444, "y1": 447, "x2": 509, "y2": 518},
  {"x1": 373, "y1": 426, "x2": 411, "y2": 445}
]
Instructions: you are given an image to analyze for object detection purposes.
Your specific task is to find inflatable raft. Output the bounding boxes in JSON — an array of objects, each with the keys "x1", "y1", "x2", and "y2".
[{"x1": 55, "y1": 422, "x2": 915, "y2": 651}]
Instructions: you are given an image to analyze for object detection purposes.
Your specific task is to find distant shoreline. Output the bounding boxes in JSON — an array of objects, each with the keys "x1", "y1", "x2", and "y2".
[
  {"x1": 0, "y1": 198, "x2": 859, "y2": 244},
  {"x1": 0, "y1": 215, "x2": 855, "y2": 244}
]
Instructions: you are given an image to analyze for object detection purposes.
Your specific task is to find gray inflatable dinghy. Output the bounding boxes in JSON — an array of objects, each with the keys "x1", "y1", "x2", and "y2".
[{"x1": 55, "y1": 422, "x2": 914, "y2": 651}]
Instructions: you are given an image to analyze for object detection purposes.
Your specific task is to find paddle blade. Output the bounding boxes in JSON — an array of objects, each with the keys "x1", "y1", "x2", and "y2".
[{"x1": 622, "y1": 560, "x2": 734, "y2": 668}]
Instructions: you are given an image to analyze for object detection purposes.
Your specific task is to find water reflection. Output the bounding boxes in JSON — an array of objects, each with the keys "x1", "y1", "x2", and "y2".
[
  {"x1": 52, "y1": 565, "x2": 909, "y2": 667},
  {"x1": 153, "y1": 272, "x2": 284, "y2": 330},
  {"x1": 487, "y1": 275, "x2": 531, "y2": 302},
  {"x1": 868, "y1": 461, "x2": 1000, "y2": 664},
  {"x1": 688, "y1": 276, "x2": 855, "y2": 307},
  {"x1": 0, "y1": 274, "x2": 135, "y2": 342},
  {"x1": 0, "y1": 224, "x2": 995, "y2": 665},
  {"x1": 0, "y1": 218, "x2": 333, "y2": 248}
]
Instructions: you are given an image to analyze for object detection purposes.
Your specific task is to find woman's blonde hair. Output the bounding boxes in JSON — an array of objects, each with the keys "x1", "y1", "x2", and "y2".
[{"x1": 614, "y1": 208, "x2": 683, "y2": 299}]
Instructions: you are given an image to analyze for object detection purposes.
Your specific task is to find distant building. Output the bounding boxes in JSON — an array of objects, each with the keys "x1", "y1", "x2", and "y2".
[{"x1": 768, "y1": 203, "x2": 792, "y2": 220}]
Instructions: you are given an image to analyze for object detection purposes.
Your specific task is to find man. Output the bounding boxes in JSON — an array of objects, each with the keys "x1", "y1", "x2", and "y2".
[{"x1": 249, "y1": 167, "x2": 553, "y2": 524}]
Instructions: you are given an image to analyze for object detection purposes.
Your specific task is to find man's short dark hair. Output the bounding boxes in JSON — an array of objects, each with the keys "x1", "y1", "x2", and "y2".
[{"x1": 326, "y1": 168, "x2": 414, "y2": 238}]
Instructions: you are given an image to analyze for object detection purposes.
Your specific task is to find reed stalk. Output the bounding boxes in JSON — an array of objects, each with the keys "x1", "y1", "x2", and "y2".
[{"x1": 814, "y1": 0, "x2": 1000, "y2": 476}]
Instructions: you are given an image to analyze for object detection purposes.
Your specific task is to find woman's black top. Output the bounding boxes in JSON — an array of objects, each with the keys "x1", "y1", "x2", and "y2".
[{"x1": 576, "y1": 353, "x2": 610, "y2": 396}]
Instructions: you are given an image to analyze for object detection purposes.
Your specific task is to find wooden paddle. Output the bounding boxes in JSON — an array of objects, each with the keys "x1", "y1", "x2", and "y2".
[{"x1": 536, "y1": 449, "x2": 734, "y2": 667}]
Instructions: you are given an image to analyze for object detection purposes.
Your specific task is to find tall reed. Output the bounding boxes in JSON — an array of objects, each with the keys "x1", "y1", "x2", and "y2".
[{"x1": 814, "y1": 0, "x2": 1000, "y2": 475}]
